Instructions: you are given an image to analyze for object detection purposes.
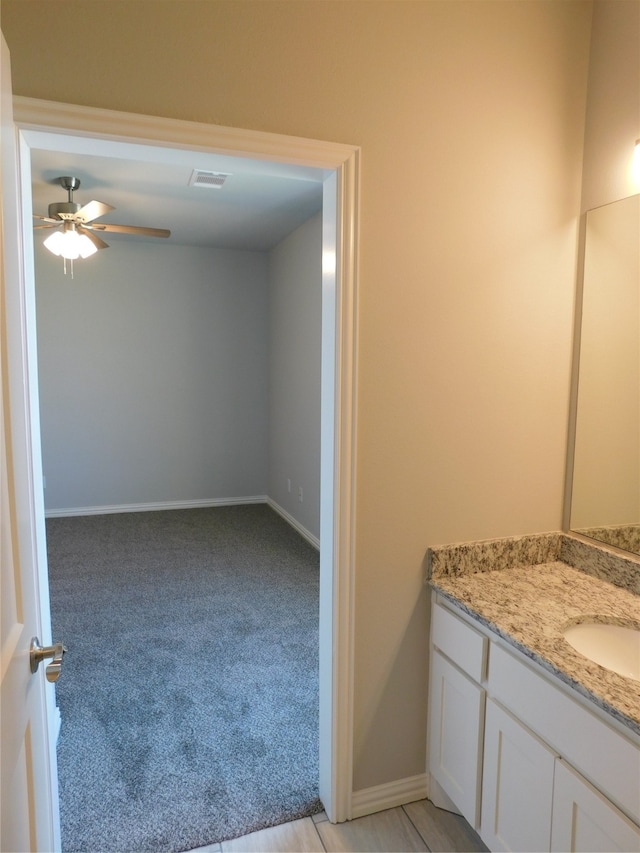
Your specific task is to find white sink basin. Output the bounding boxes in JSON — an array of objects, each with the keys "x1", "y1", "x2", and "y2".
[{"x1": 563, "y1": 621, "x2": 640, "y2": 681}]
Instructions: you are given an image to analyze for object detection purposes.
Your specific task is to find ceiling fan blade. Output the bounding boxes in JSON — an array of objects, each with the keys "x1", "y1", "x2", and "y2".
[
  {"x1": 90, "y1": 223, "x2": 171, "y2": 238},
  {"x1": 34, "y1": 224, "x2": 61, "y2": 230},
  {"x1": 76, "y1": 200, "x2": 115, "y2": 223},
  {"x1": 33, "y1": 213, "x2": 61, "y2": 223},
  {"x1": 78, "y1": 226, "x2": 110, "y2": 250}
]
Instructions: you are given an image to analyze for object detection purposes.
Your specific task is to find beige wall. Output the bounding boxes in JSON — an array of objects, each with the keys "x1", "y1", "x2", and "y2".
[
  {"x1": 1, "y1": 1, "x2": 592, "y2": 791},
  {"x1": 581, "y1": 0, "x2": 640, "y2": 211}
]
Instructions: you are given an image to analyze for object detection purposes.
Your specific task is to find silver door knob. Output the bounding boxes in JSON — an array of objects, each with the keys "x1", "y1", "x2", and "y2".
[{"x1": 30, "y1": 636, "x2": 67, "y2": 682}]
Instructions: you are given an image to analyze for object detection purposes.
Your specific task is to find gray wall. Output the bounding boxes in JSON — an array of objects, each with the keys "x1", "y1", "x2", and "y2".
[
  {"x1": 36, "y1": 240, "x2": 270, "y2": 512},
  {"x1": 267, "y1": 213, "x2": 322, "y2": 541}
]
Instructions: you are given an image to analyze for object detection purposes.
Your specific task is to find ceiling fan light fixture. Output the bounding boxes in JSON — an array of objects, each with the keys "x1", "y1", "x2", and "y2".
[
  {"x1": 44, "y1": 223, "x2": 98, "y2": 260},
  {"x1": 35, "y1": 176, "x2": 170, "y2": 277}
]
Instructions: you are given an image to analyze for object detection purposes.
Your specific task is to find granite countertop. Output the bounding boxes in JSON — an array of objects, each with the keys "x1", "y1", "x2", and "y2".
[{"x1": 427, "y1": 532, "x2": 640, "y2": 737}]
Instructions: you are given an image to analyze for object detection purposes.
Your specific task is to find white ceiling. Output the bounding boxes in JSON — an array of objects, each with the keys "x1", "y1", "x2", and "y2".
[{"x1": 30, "y1": 146, "x2": 324, "y2": 253}]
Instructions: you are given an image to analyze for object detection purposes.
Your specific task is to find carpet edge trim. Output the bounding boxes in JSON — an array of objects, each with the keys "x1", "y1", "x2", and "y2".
[{"x1": 351, "y1": 774, "x2": 429, "y2": 819}]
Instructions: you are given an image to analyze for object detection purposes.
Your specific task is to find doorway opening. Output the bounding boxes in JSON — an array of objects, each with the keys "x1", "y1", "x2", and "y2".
[
  {"x1": 31, "y1": 141, "x2": 323, "y2": 849},
  {"x1": 12, "y1": 98, "x2": 359, "y2": 845}
]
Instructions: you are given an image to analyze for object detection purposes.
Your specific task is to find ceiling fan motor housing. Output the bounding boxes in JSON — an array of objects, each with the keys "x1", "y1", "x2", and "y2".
[
  {"x1": 49, "y1": 176, "x2": 82, "y2": 219},
  {"x1": 48, "y1": 201, "x2": 81, "y2": 219}
]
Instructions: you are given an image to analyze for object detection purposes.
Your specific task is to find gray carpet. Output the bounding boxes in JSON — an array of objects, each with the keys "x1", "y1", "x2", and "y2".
[{"x1": 46, "y1": 505, "x2": 321, "y2": 852}]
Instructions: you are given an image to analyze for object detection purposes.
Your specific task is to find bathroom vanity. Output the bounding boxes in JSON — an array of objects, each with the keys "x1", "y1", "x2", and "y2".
[{"x1": 426, "y1": 532, "x2": 640, "y2": 852}]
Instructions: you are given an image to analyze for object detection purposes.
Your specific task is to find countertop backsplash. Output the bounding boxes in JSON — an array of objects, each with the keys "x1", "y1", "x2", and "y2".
[{"x1": 427, "y1": 530, "x2": 640, "y2": 595}]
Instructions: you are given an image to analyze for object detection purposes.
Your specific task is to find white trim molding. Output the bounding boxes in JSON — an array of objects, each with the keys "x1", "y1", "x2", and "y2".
[
  {"x1": 44, "y1": 496, "x2": 268, "y2": 519},
  {"x1": 318, "y1": 153, "x2": 360, "y2": 823},
  {"x1": 12, "y1": 96, "x2": 360, "y2": 825},
  {"x1": 351, "y1": 774, "x2": 429, "y2": 819},
  {"x1": 13, "y1": 96, "x2": 358, "y2": 171}
]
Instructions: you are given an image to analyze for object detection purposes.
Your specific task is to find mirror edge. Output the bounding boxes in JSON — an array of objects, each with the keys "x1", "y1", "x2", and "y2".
[
  {"x1": 562, "y1": 210, "x2": 588, "y2": 533},
  {"x1": 564, "y1": 192, "x2": 640, "y2": 557}
]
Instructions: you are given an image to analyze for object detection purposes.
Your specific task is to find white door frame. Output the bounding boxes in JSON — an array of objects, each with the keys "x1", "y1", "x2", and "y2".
[{"x1": 11, "y1": 96, "x2": 360, "y2": 828}]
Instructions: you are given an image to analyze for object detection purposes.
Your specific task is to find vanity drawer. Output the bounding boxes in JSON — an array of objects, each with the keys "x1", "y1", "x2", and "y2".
[
  {"x1": 489, "y1": 642, "x2": 640, "y2": 823},
  {"x1": 432, "y1": 600, "x2": 487, "y2": 682}
]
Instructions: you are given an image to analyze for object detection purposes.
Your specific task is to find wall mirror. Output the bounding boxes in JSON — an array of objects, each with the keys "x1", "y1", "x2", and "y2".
[{"x1": 569, "y1": 192, "x2": 640, "y2": 555}]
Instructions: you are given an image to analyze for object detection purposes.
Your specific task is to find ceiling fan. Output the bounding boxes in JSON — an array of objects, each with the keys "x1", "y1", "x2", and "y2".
[{"x1": 33, "y1": 176, "x2": 171, "y2": 272}]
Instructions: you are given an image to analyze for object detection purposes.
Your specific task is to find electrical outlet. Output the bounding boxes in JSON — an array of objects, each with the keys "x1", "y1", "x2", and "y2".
[
  {"x1": 287, "y1": 479, "x2": 291, "y2": 493},
  {"x1": 298, "y1": 486, "x2": 303, "y2": 503}
]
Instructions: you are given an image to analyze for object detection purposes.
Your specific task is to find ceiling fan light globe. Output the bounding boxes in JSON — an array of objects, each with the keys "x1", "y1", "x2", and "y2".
[
  {"x1": 43, "y1": 230, "x2": 66, "y2": 257},
  {"x1": 43, "y1": 227, "x2": 96, "y2": 260},
  {"x1": 60, "y1": 229, "x2": 81, "y2": 260},
  {"x1": 78, "y1": 235, "x2": 98, "y2": 258}
]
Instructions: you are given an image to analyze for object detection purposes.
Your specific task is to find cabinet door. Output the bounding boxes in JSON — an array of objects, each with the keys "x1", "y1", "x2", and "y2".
[
  {"x1": 551, "y1": 759, "x2": 640, "y2": 852},
  {"x1": 481, "y1": 698, "x2": 556, "y2": 852},
  {"x1": 428, "y1": 649, "x2": 484, "y2": 828}
]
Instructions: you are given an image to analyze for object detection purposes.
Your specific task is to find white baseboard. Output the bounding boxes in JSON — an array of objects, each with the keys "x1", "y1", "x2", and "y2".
[
  {"x1": 44, "y1": 495, "x2": 320, "y2": 550},
  {"x1": 266, "y1": 498, "x2": 320, "y2": 550},
  {"x1": 351, "y1": 773, "x2": 429, "y2": 819},
  {"x1": 44, "y1": 495, "x2": 268, "y2": 519}
]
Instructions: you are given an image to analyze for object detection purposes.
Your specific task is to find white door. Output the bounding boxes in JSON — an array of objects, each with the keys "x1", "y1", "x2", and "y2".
[{"x1": 0, "y1": 31, "x2": 61, "y2": 853}]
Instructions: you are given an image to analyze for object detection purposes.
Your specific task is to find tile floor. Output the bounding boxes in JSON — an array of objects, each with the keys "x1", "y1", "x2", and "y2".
[{"x1": 191, "y1": 799, "x2": 488, "y2": 852}]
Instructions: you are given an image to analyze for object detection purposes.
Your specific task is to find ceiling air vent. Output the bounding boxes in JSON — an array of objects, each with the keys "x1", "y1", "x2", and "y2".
[{"x1": 189, "y1": 169, "x2": 231, "y2": 189}]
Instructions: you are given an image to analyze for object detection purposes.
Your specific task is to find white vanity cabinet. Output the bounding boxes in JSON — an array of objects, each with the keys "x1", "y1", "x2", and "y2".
[
  {"x1": 481, "y1": 698, "x2": 556, "y2": 852},
  {"x1": 428, "y1": 650, "x2": 485, "y2": 827},
  {"x1": 551, "y1": 758, "x2": 640, "y2": 852},
  {"x1": 428, "y1": 598, "x2": 487, "y2": 828},
  {"x1": 428, "y1": 594, "x2": 640, "y2": 853}
]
